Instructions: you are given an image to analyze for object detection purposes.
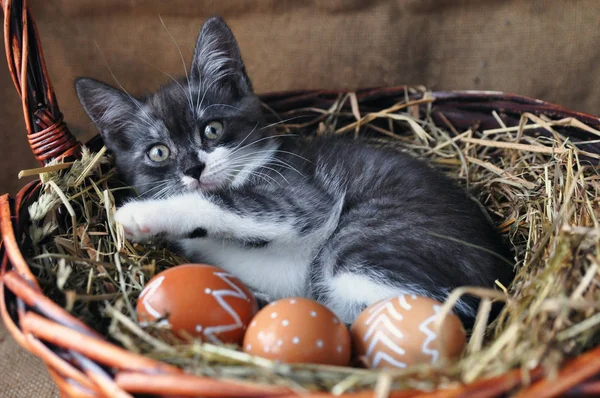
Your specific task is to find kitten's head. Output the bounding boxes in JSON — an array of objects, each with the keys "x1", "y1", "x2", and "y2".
[{"x1": 76, "y1": 17, "x2": 275, "y2": 197}]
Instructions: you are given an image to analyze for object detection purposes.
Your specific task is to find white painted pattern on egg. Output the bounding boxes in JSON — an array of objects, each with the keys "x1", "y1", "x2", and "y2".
[
  {"x1": 418, "y1": 304, "x2": 441, "y2": 363},
  {"x1": 372, "y1": 351, "x2": 407, "y2": 368},
  {"x1": 357, "y1": 294, "x2": 444, "y2": 369},
  {"x1": 139, "y1": 275, "x2": 165, "y2": 318},
  {"x1": 363, "y1": 313, "x2": 404, "y2": 341},
  {"x1": 360, "y1": 294, "x2": 414, "y2": 368},
  {"x1": 398, "y1": 294, "x2": 417, "y2": 310},
  {"x1": 366, "y1": 330, "x2": 406, "y2": 359},
  {"x1": 201, "y1": 271, "x2": 252, "y2": 340}
]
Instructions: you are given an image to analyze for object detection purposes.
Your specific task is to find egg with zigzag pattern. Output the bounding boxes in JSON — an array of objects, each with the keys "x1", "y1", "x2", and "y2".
[
  {"x1": 136, "y1": 263, "x2": 258, "y2": 344},
  {"x1": 350, "y1": 294, "x2": 466, "y2": 369}
]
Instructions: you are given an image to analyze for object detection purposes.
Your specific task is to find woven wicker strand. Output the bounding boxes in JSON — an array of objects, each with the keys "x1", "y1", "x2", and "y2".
[
  {"x1": 2, "y1": 0, "x2": 80, "y2": 163},
  {"x1": 2, "y1": 1, "x2": 600, "y2": 397}
]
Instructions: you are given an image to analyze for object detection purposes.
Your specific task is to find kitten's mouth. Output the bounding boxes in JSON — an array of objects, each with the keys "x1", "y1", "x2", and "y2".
[
  {"x1": 187, "y1": 179, "x2": 221, "y2": 192},
  {"x1": 182, "y1": 175, "x2": 223, "y2": 193},
  {"x1": 198, "y1": 180, "x2": 219, "y2": 190}
]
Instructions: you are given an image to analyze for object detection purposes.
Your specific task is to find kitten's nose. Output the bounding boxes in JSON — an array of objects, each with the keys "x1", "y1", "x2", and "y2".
[{"x1": 184, "y1": 164, "x2": 205, "y2": 180}]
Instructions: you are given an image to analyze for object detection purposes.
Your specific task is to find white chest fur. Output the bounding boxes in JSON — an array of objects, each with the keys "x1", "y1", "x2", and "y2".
[
  {"x1": 180, "y1": 238, "x2": 314, "y2": 298},
  {"x1": 178, "y1": 198, "x2": 344, "y2": 300}
]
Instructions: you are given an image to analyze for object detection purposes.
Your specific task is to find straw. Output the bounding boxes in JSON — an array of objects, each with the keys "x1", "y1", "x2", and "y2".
[{"x1": 22, "y1": 90, "x2": 600, "y2": 394}]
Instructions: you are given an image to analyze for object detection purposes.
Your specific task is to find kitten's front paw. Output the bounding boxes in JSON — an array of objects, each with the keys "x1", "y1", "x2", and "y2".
[{"x1": 114, "y1": 202, "x2": 159, "y2": 242}]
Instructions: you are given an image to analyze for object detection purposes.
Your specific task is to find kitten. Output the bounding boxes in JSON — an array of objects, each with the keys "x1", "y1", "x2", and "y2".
[{"x1": 75, "y1": 16, "x2": 514, "y2": 326}]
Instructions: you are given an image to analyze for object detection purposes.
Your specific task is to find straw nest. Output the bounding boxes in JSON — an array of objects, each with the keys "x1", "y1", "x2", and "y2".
[{"x1": 21, "y1": 89, "x2": 600, "y2": 394}]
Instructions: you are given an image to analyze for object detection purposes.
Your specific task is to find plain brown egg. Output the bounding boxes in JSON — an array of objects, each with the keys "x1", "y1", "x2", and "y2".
[
  {"x1": 243, "y1": 297, "x2": 351, "y2": 366},
  {"x1": 136, "y1": 263, "x2": 258, "y2": 344},
  {"x1": 350, "y1": 294, "x2": 466, "y2": 369}
]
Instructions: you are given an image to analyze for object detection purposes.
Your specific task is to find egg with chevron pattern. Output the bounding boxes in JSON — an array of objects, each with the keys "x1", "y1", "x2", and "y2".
[
  {"x1": 136, "y1": 263, "x2": 258, "y2": 344},
  {"x1": 350, "y1": 294, "x2": 466, "y2": 369}
]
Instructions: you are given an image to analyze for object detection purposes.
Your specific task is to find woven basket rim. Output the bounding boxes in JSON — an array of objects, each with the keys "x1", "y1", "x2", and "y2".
[{"x1": 2, "y1": 0, "x2": 600, "y2": 396}]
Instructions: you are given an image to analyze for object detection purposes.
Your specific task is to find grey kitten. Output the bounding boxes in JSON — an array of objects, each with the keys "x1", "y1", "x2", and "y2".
[{"x1": 75, "y1": 16, "x2": 514, "y2": 327}]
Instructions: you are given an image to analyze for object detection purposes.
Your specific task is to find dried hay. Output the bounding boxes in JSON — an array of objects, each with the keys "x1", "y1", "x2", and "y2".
[{"x1": 21, "y1": 89, "x2": 600, "y2": 394}]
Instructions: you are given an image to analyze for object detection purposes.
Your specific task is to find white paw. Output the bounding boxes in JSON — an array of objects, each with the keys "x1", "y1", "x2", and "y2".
[{"x1": 114, "y1": 201, "x2": 159, "y2": 242}]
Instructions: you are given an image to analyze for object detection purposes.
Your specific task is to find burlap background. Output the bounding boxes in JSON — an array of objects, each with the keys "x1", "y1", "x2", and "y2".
[{"x1": 1, "y1": 1, "x2": 599, "y2": 396}]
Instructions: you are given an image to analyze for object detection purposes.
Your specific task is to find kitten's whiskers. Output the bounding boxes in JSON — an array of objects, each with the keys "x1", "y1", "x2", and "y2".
[
  {"x1": 228, "y1": 122, "x2": 260, "y2": 155},
  {"x1": 219, "y1": 153, "x2": 293, "y2": 186},
  {"x1": 225, "y1": 133, "x2": 291, "y2": 159},
  {"x1": 135, "y1": 179, "x2": 172, "y2": 187},
  {"x1": 259, "y1": 116, "x2": 309, "y2": 130},
  {"x1": 201, "y1": 103, "x2": 243, "y2": 113},
  {"x1": 265, "y1": 158, "x2": 306, "y2": 178},
  {"x1": 138, "y1": 180, "x2": 173, "y2": 199},
  {"x1": 225, "y1": 150, "x2": 308, "y2": 178},
  {"x1": 151, "y1": 185, "x2": 179, "y2": 200},
  {"x1": 158, "y1": 14, "x2": 195, "y2": 116},
  {"x1": 229, "y1": 168, "x2": 282, "y2": 187}
]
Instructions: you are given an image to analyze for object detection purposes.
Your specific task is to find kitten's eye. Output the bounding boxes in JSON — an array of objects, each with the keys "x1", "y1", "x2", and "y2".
[
  {"x1": 204, "y1": 120, "x2": 224, "y2": 140},
  {"x1": 147, "y1": 144, "x2": 170, "y2": 162}
]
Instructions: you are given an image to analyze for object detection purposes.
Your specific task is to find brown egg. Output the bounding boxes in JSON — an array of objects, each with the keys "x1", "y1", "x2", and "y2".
[
  {"x1": 136, "y1": 263, "x2": 257, "y2": 344},
  {"x1": 243, "y1": 298, "x2": 351, "y2": 366},
  {"x1": 350, "y1": 294, "x2": 466, "y2": 369}
]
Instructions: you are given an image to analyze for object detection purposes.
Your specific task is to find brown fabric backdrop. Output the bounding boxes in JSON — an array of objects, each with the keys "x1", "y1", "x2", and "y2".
[{"x1": 1, "y1": 1, "x2": 599, "y2": 396}]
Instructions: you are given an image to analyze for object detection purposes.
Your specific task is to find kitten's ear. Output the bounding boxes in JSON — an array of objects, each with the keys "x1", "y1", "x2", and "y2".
[
  {"x1": 75, "y1": 78, "x2": 138, "y2": 135},
  {"x1": 191, "y1": 16, "x2": 253, "y2": 96}
]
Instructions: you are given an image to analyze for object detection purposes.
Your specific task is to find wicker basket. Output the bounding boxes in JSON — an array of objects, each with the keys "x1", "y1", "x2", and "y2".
[{"x1": 2, "y1": 1, "x2": 600, "y2": 397}]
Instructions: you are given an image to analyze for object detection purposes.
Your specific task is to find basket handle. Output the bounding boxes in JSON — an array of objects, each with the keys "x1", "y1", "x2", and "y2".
[{"x1": 2, "y1": 0, "x2": 80, "y2": 164}]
